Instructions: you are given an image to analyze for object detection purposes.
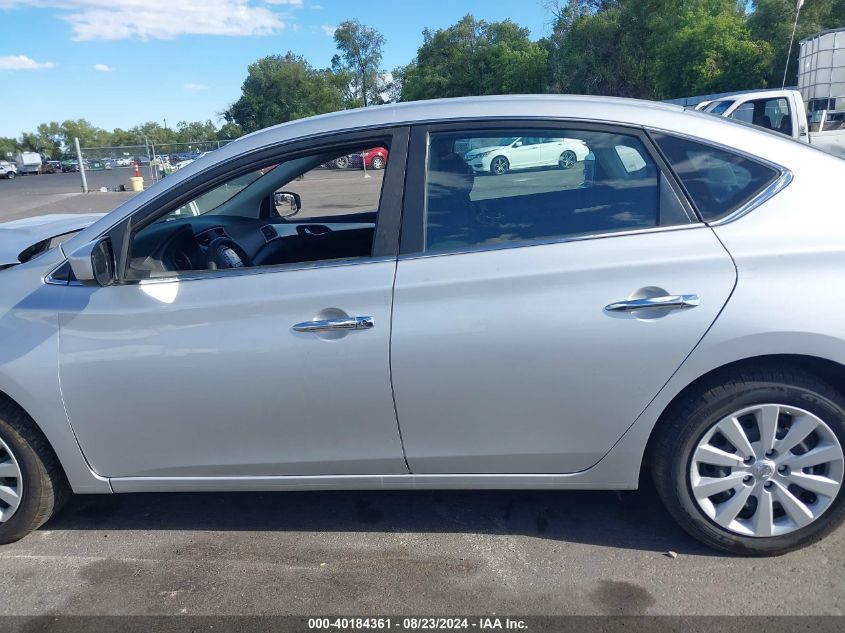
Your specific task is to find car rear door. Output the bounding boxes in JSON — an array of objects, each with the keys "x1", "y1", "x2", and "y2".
[{"x1": 390, "y1": 121, "x2": 737, "y2": 474}]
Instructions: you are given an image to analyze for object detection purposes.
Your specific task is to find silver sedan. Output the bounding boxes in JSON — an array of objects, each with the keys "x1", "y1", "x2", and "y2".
[{"x1": 0, "y1": 95, "x2": 844, "y2": 555}]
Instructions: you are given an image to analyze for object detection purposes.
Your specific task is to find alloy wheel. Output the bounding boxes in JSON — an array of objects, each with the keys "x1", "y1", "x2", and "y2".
[
  {"x1": 690, "y1": 404, "x2": 844, "y2": 537},
  {"x1": 0, "y1": 436, "x2": 23, "y2": 523},
  {"x1": 559, "y1": 150, "x2": 577, "y2": 169},
  {"x1": 491, "y1": 157, "x2": 508, "y2": 175}
]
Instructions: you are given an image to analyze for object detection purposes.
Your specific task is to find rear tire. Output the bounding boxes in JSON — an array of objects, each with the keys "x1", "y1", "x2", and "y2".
[
  {"x1": 333, "y1": 156, "x2": 349, "y2": 170},
  {"x1": 651, "y1": 364, "x2": 845, "y2": 556},
  {"x1": 5, "y1": 172, "x2": 14, "y2": 180},
  {"x1": 0, "y1": 402, "x2": 69, "y2": 544},
  {"x1": 558, "y1": 150, "x2": 577, "y2": 169},
  {"x1": 370, "y1": 155, "x2": 385, "y2": 170}
]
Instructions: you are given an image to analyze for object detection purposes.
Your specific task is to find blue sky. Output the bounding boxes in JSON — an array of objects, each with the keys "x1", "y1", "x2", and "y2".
[{"x1": 0, "y1": 0, "x2": 552, "y2": 138}]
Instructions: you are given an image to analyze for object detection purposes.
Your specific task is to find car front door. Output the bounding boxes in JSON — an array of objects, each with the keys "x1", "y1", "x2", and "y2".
[
  {"x1": 57, "y1": 129, "x2": 410, "y2": 479},
  {"x1": 508, "y1": 137, "x2": 541, "y2": 169},
  {"x1": 390, "y1": 122, "x2": 737, "y2": 474}
]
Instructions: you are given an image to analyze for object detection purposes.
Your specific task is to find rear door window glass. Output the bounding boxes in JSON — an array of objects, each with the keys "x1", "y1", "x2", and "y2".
[
  {"x1": 424, "y1": 128, "x2": 689, "y2": 252},
  {"x1": 652, "y1": 133, "x2": 780, "y2": 222}
]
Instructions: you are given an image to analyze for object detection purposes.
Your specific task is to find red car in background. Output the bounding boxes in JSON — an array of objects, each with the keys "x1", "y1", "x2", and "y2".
[{"x1": 348, "y1": 147, "x2": 388, "y2": 170}]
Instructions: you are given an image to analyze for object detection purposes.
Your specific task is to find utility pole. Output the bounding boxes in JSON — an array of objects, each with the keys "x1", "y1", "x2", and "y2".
[
  {"x1": 782, "y1": 0, "x2": 805, "y2": 88},
  {"x1": 74, "y1": 137, "x2": 88, "y2": 194}
]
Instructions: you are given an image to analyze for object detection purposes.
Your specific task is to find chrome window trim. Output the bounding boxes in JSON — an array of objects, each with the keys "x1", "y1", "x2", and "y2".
[
  {"x1": 119, "y1": 254, "x2": 397, "y2": 286},
  {"x1": 397, "y1": 223, "x2": 706, "y2": 262},
  {"x1": 706, "y1": 169, "x2": 793, "y2": 226},
  {"x1": 46, "y1": 253, "x2": 398, "y2": 287},
  {"x1": 646, "y1": 126, "x2": 794, "y2": 226}
]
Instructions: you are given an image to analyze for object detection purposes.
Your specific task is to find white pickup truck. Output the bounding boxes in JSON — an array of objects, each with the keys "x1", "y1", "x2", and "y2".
[
  {"x1": 701, "y1": 89, "x2": 845, "y2": 160},
  {"x1": 0, "y1": 160, "x2": 18, "y2": 180}
]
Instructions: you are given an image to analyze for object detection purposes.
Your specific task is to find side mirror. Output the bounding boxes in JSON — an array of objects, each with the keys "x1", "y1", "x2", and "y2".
[
  {"x1": 513, "y1": 140, "x2": 523, "y2": 147},
  {"x1": 68, "y1": 238, "x2": 115, "y2": 287},
  {"x1": 274, "y1": 191, "x2": 302, "y2": 218}
]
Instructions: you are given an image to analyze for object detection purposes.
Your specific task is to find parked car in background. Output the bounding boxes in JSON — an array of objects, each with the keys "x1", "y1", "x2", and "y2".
[
  {"x1": 61, "y1": 160, "x2": 79, "y2": 173},
  {"x1": 14, "y1": 152, "x2": 42, "y2": 175},
  {"x1": 464, "y1": 136, "x2": 590, "y2": 175},
  {"x1": 115, "y1": 157, "x2": 134, "y2": 167},
  {"x1": 348, "y1": 147, "x2": 388, "y2": 170},
  {"x1": 0, "y1": 161, "x2": 17, "y2": 179},
  {"x1": 1, "y1": 96, "x2": 845, "y2": 557},
  {"x1": 41, "y1": 161, "x2": 61, "y2": 174}
]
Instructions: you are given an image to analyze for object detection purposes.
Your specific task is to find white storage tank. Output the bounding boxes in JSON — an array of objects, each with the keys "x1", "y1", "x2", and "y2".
[{"x1": 799, "y1": 28, "x2": 845, "y2": 113}]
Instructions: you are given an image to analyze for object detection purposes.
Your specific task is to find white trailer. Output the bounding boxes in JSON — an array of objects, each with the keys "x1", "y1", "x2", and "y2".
[{"x1": 14, "y1": 152, "x2": 42, "y2": 175}]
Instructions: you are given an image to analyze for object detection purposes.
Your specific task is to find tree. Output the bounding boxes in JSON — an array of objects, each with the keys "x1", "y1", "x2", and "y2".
[
  {"x1": 400, "y1": 15, "x2": 548, "y2": 101},
  {"x1": 333, "y1": 19, "x2": 386, "y2": 107},
  {"x1": 748, "y1": 0, "x2": 845, "y2": 87},
  {"x1": 224, "y1": 53, "x2": 345, "y2": 132},
  {"x1": 655, "y1": 1, "x2": 772, "y2": 97},
  {"x1": 217, "y1": 121, "x2": 243, "y2": 141},
  {"x1": 543, "y1": 0, "x2": 776, "y2": 99},
  {"x1": 175, "y1": 120, "x2": 218, "y2": 144},
  {"x1": 0, "y1": 137, "x2": 18, "y2": 159},
  {"x1": 542, "y1": 1, "x2": 659, "y2": 98}
]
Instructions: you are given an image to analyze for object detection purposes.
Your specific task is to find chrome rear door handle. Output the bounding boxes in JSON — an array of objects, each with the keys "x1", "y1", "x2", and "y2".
[
  {"x1": 293, "y1": 316, "x2": 374, "y2": 333},
  {"x1": 604, "y1": 294, "x2": 700, "y2": 313}
]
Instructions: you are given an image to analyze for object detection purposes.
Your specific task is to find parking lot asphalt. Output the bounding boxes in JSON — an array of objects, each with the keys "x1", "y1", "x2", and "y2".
[
  {"x1": 1, "y1": 163, "x2": 844, "y2": 617},
  {"x1": 0, "y1": 486, "x2": 843, "y2": 615}
]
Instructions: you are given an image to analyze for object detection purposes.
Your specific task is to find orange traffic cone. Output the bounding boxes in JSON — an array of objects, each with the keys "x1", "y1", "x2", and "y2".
[{"x1": 134, "y1": 161, "x2": 140, "y2": 178}]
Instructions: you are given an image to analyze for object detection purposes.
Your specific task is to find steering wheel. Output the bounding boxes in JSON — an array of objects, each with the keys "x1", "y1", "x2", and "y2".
[{"x1": 205, "y1": 237, "x2": 254, "y2": 270}]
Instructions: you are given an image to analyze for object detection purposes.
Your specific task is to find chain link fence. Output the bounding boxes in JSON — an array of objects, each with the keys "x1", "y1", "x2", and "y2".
[{"x1": 73, "y1": 140, "x2": 233, "y2": 191}]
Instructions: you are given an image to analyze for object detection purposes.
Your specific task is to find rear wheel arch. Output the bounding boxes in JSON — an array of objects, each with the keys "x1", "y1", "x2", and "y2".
[{"x1": 645, "y1": 354, "x2": 845, "y2": 466}]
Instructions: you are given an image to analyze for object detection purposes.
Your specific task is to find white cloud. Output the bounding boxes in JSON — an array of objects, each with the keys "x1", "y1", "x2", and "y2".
[
  {"x1": 183, "y1": 83, "x2": 208, "y2": 91},
  {"x1": 93, "y1": 63, "x2": 112, "y2": 72},
  {"x1": 0, "y1": 1, "x2": 289, "y2": 41},
  {"x1": 320, "y1": 24, "x2": 336, "y2": 37},
  {"x1": 265, "y1": 0, "x2": 303, "y2": 5},
  {"x1": 0, "y1": 55, "x2": 55, "y2": 70}
]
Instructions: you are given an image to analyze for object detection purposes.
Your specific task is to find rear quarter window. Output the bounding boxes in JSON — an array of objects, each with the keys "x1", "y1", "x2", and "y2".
[{"x1": 651, "y1": 133, "x2": 780, "y2": 222}]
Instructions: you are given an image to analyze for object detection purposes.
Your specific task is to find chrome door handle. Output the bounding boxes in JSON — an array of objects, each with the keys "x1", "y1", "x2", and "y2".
[
  {"x1": 293, "y1": 316, "x2": 374, "y2": 333},
  {"x1": 604, "y1": 294, "x2": 700, "y2": 313}
]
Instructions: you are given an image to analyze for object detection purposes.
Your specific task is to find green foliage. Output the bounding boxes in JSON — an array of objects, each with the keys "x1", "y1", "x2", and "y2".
[
  {"x1": 543, "y1": 0, "x2": 777, "y2": 99},
  {"x1": 400, "y1": 15, "x2": 548, "y2": 101},
  {"x1": 748, "y1": 0, "x2": 845, "y2": 87},
  {"x1": 542, "y1": 1, "x2": 659, "y2": 98},
  {"x1": 656, "y1": 1, "x2": 773, "y2": 97},
  {"x1": 333, "y1": 19, "x2": 386, "y2": 107},
  {"x1": 0, "y1": 137, "x2": 17, "y2": 159},
  {"x1": 223, "y1": 52, "x2": 345, "y2": 132}
]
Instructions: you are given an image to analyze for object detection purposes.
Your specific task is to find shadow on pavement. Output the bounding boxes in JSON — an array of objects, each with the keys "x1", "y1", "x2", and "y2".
[{"x1": 43, "y1": 483, "x2": 718, "y2": 556}]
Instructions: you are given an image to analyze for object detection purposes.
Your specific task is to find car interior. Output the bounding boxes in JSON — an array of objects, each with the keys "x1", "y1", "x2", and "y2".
[
  {"x1": 425, "y1": 130, "x2": 691, "y2": 251},
  {"x1": 126, "y1": 146, "x2": 387, "y2": 279}
]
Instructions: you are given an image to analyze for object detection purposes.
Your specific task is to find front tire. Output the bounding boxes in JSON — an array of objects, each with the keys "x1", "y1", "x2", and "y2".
[
  {"x1": 5, "y1": 172, "x2": 14, "y2": 180},
  {"x1": 333, "y1": 156, "x2": 349, "y2": 170},
  {"x1": 490, "y1": 156, "x2": 509, "y2": 176},
  {"x1": 651, "y1": 365, "x2": 845, "y2": 556},
  {"x1": 0, "y1": 401, "x2": 69, "y2": 544}
]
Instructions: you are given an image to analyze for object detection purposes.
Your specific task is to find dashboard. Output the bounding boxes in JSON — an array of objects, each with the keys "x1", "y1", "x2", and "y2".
[{"x1": 127, "y1": 213, "x2": 377, "y2": 278}]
